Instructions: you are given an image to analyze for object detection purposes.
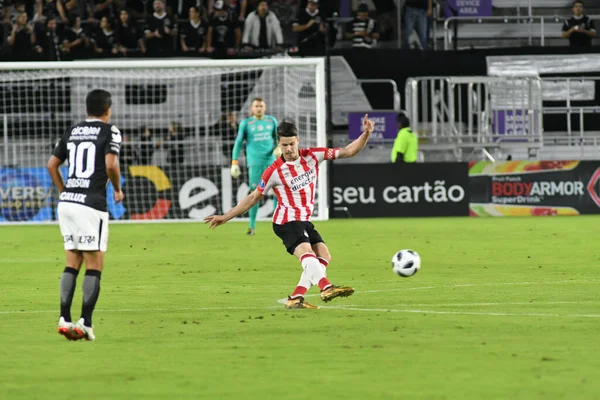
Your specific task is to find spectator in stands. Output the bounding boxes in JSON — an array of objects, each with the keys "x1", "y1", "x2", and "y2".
[
  {"x1": 206, "y1": 0, "x2": 241, "y2": 56},
  {"x1": 35, "y1": 0, "x2": 67, "y2": 23},
  {"x1": 5, "y1": 1, "x2": 28, "y2": 24},
  {"x1": 562, "y1": 1, "x2": 596, "y2": 50},
  {"x1": 62, "y1": 14, "x2": 90, "y2": 59},
  {"x1": 78, "y1": 0, "x2": 97, "y2": 26},
  {"x1": 7, "y1": 12, "x2": 36, "y2": 59},
  {"x1": 403, "y1": 0, "x2": 431, "y2": 50},
  {"x1": 93, "y1": 0, "x2": 117, "y2": 20},
  {"x1": 35, "y1": 16, "x2": 64, "y2": 60},
  {"x1": 230, "y1": 0, "x2": 247, "y2": 21},
  {"x1": 139, "y1": 125, "x2": 157, "y2": 164},
  {"x1": 370, "y1": 0, "x2": 395, "y2": 41},
  {"x1": 241, "y1": 0, "x2": 283, "y2": 52},
  {"x1": 63, "y1": 0, "x2": 79, "y2": 15},
  {"x1": 180, "y1": 5, "x2": 207, "y2": 54},
  {"x1": 91, "y1": 16, "x2": 118, "y2": 56},
  {"x1": 145, "y1": 0, "x2": 177, "y2": 56},
  {"x1": 207, "y1": 0, "x2": 247, "y2": 21},
  {"x1": 217, "y1": 111, "x2": 238, "y2": 160},
  {"x1": 120, "y1": 133, "x2": 140, "y2": 170},
  {"x1": 116, "y1": 8, "x2": 146, "y2": 56},
  {"x1": 346, "y1": 3, "x2": 379, "y2": 48},
  {"x1": 129, "y1": 0, "x2": 150, "y2": 20},
  {"x1": 293, "y1": 0, "x2": 326, "y2": 56},
  {"x1": 391, "y1": 113, "x2": 418, "y2": 164},
  {"x1": 165, "y1": 121, "x2": 185, "y2": 165}
]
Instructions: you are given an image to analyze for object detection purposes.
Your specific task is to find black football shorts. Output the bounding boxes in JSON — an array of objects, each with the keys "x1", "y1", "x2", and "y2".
[{"x1": 272, "y1": 221, "x2": 325, "y2": 255}]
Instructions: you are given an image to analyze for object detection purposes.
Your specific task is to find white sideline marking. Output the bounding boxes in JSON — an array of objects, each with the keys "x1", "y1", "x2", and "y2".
[
  {"x1": 390, "y1": 301, "x2": 597, "y2": 307},
  {"x1": 319, "y1": 306, "x2": 600, "y2": 318},
  {"x1": 0, "y1": 306, "x2": 281, "y2": 315},
  {"x1": 277, "y1": 279, "x2": 599, "y2": 303},
  {"x1": 2, "y1": 280, "x2": 598, "y2": 315}
]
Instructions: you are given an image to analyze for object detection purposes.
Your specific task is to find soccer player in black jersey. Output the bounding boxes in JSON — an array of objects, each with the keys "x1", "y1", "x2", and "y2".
[{"x1": 47, "y1": 89, "x2": 124, "y2": 341}]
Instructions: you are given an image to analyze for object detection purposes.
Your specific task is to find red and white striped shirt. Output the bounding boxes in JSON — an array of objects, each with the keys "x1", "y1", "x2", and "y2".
[{"x1": 257, "y1": 147, "x2": 339, "y2": 224}]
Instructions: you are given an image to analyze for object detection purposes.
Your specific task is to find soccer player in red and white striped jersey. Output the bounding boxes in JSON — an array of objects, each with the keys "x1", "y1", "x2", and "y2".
[{"x1": 205, "y1": 114, "x2": 375, "y2": 309}]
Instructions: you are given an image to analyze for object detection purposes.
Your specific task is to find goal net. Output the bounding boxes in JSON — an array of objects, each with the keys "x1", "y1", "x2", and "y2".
[{"x1": 0, "y1": 58, "x2": 328, "y2": 224}]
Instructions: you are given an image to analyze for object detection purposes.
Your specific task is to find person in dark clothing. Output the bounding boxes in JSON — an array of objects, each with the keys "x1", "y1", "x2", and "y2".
[
  {"x1": 403, "y1": 0, "x2": 431, "y2": 49},
  {"x1": 119, "y1": 134, "x2": 139, "y2": 171},
  {"x1": 218, "y1": 111, "x2": 238, "y2": 160},
  {"x1": 562, "y1": 1, "x2": 596, "y2": 49},
  {"x1": 116, "y1": 8, "x2": 146, "y2": 56},
  {"x1": 62, "y1": 14, "x2": 90, "y2": 60},
  {"x1": 144, "y1": 0, "x2": 177, "y2": 57},
  {"x1": 91, "y1": 16, "x2": 118, "y2": 57},
  {"x1": 35, "y1": 17, "x2": 63, "y2": 60},
  {"x1": 139, "y1": 125, "x2": 157, "y2": 165},
  {"x1": 165, "y1": 121, "x2": 185, "y2": 165},
  {"x1": 293, "y1": 0, "x2": 327, "y2": 56},
  {"x1": 180, "y1": 5, "x2": 207, "y2": 53},
  {"x1": 206, "y1": 0, "x2": 241, "y2": 56},
  {"x1": 7, "y1": 12, "x2": 36, "y2": 59}
]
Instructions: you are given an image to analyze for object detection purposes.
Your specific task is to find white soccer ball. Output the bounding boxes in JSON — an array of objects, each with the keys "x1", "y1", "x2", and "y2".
[{"x1": 391, "y1": 249, "x2": 421, "y2": 277}]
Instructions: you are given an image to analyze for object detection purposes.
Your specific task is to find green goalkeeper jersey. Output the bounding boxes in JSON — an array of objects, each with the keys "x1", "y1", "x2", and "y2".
[{"x1": 232, "y1": 115, "x2": 279, "y2": 166}]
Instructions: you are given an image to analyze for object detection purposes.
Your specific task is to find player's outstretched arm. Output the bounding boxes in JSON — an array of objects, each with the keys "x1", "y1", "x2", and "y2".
[
  {"x1": 338, "y1": 113, "x2": 375, "y2": 159},
  {"x1": 231, "y1": 119, "x2": 247, "y2": 179},
  {"x1": 47, "y1": 155, "x2": 65, "y2": 193},
  {"x1": 204, "y1": 189, "x2": 264, "y2": 229}
]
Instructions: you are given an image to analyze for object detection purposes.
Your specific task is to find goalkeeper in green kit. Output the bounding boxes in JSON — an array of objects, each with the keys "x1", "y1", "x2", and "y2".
[{"x1": 230, "y1": 97, "x2": 280, "y2": 235}]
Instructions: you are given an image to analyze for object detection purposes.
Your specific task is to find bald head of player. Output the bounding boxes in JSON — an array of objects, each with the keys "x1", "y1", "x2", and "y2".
[
  {"x1": 277, "y1": 121, "x2": 299, "y2": 162},
  {"x1": 250, "y1": 97, "x2": 266, "y2": 120},
  {"x1": 86, "y1": 89, "x2": 112, "y2": 123}
]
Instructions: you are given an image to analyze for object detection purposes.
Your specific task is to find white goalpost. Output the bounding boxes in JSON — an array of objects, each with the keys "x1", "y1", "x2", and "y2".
[{"x1": 0, "y1": 57, "x2": 329, "y2": 224}]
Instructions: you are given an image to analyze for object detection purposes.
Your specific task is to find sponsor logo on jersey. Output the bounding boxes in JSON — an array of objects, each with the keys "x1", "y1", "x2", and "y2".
[
  {"x1": 65, "y1": 178, "x2": 91, "y2": 189},
  {"x1": 71, "y1": 126, "x2": 101, "y2": 136},
  {"x1": 259, "y1": 179, "x2": 265, "y2": 189},
  {"x1": 111, "y1": 126, "x2": 122, "y2": 143},
  {"x1": 59, "y1": 192, "x2": 87, "y2": 203},
  {"x1": 290, "y1": 169, "x2": 316, "y2": 192}
]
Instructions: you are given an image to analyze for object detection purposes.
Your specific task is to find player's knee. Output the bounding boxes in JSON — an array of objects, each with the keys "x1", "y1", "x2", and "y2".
[
  {"x1": 294, "y1": 242, "x2": 314, "y2": 258},
  {"x1": 82, "y1": 251, "x2": 104, "y2": 271},
  {"x1": 66, "y1": 250, "x2": 84, "y2": 269}
]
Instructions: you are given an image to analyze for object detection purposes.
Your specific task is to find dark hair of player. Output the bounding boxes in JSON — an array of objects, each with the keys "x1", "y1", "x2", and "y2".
[
  {"x1": 86, "y1": 90, "x2": 112, "y2": 117},
  {"x1": 397, "y1": 113, "x2": 410, "y2": 129},
  {"x1": 573, "y1": 0, "x2": 584, "y2": 6},
  {"x1": 252, "y1": 97, "x2": 264, "y2": 103},
  {"x1": 277, "y1": 121, "x2": 298, "y2": 138}
]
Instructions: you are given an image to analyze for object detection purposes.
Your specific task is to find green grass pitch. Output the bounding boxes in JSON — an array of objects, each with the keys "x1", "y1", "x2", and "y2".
[{"x1": 1, "y1": 217, "x2": 599, "y2": 400}]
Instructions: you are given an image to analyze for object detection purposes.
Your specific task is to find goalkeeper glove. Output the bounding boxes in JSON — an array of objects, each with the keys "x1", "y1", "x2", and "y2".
[
  {"x1": 273, "y1": 146, "x2": 282, "y2": 157},
  {"x1": 230, "y1": 161, "x2": 241, "y2": 179}
]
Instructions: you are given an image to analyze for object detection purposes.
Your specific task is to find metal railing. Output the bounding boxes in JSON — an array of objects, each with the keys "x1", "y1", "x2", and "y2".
[
  {"x1": 405, "y1": 76, "x2": 543, "y2": 144},
  {"x1": 442, "y1": 14, "x2": 600, "y2": 50},
  {"x1": 541, "y1": 76, "x2": 600, "y2": 137},
  {"x1": 357, "y1": 79, "x2": 401, "y2": 111}
]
